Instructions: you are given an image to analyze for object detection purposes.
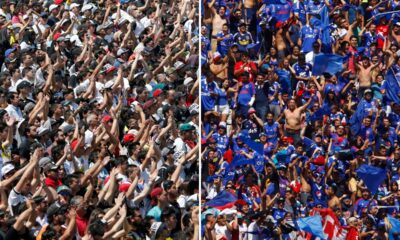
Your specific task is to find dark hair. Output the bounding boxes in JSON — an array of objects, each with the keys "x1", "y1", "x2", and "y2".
[
  {"x1": 6, "y1": 92, "x2": 17, "y2": 104},
  {"x1": 88, "y1": 220, "x2": 106, "y2": 238}
]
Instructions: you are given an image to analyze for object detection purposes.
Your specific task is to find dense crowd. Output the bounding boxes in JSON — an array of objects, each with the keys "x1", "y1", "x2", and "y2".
[
  {"x1": 0, "y1": 0, "x2": 199, "y2": 239},
  {"x1": 201, "y1": 0, "x2": 400, "y2": 238}
]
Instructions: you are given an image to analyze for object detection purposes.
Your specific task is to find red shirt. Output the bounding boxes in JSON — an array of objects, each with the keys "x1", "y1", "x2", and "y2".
[
  {"x1": 376, "y1": 25, "x2": 389, "y2": 49},
  {"x1": 76, "y1": 214, "x2": 89, "y2": 237},
  {"x1": 45, "y1": 178, "x2": 62, "y2": 188},
  {"x1": 234, "y1": 61, "x2": 257, "y2": 82},
  {"x1": 348, "y1": 46, "x2": 357, "y2": 74}
]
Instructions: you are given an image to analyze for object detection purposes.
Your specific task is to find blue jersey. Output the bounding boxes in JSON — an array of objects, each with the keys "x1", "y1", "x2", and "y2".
[
  {"x1": 243, "y1": 119, "x2": 260, "y2": 140},
  {"x1": 303, "y1": 137, "x2": 324, "y2": 157},
  {"x1": 268, "y1": 82, "x2": 281, "y2": 105},
  {"x1": 355, "y1": 198, "x2": 377, "y2": 216},
  {"x1": 212, "y1": 133, "x2": 229, "y2": 154},
  {"x1": 216, "y1": 31, "x2": 234, "y2": 56},
  {"x1": 293, "y1": 62, "x2": 313, "y2": 78},
  {"x1": 253, "y1": 152, "x2": 266, "y2": 173},
  {"x1": 293, "y1": 1, "x2": 307, "y2": 25},
  {"x1": 233, "y1": 32, "x2": 253, "y2": 50},
  {"x1": 270, "y1": 3, "x2": 291, "y2": 22},
  {"x1": 263, "y1": 122, "x2": 279, "y2": 146},
  {"x1": 362, "y1": 32, "x2": 378, "y2": 47},
  {"x1": 216, "y1": 87, "x2": 228, "y2": 106},
  {"x1": 201, "y1": 78, "x2": 217, "y2": 111},
  {"x1": 307, "y1": 1, "x2": 323, "y2": 15},
  {"x1": 310, "y1": 180, "x2": 327, "y2": 207},
  {"x1": 331, "y1": 133, "x2": 349, "y2": 152},
  {"x1": 238, "y1": 82, "x2": 255, "y2": 106},
  {"x1": 272, "y1": 207, "x2": 287, "y2": 221},
  {"x1": 300, "y1": 25, "x2": 320, "y2": 53}
]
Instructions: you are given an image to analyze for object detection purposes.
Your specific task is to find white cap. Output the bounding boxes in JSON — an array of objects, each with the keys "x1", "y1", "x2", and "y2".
[
  {"x1": 117, "y1": 48, "x2": 129, "y2": 56},
  {"x1": 70, "y1": 3, "x2": 80, "y2": 9},
  {"x1": 213, "y1": 51, "x2": 221, "y2": 59},
  {"x1": 1, "y1": 164, "x2": 15, "y2": 177},
  {"x1": 37, "y1": 126, "x2": 50, "y2": 136},
  {"x1": 103, "y1": 81, "x2": 114, "y2": 90},
  {"x1": 81, "y1": 4, "x2": 93, "y2": 12},
  {"x1": 49, "y1": 4, "x2": 59, "y2": 12},
  {"x1": 145, "y1": 84, "x2": 153, "y2": 92},
  {"x1": 118, "y1": 17, "x2": 128, "y2": 26},
  {"x1": 184, "y1": 77, "x2": 194, "y2": 86},
  {"x1": 174, "y1": 61, "x2": 185, "y2": 70}
]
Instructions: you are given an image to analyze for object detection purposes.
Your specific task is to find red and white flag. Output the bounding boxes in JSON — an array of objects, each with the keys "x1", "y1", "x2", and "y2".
[{"x1": 308, "y1": 208, "x2": 359, "y2": 240}]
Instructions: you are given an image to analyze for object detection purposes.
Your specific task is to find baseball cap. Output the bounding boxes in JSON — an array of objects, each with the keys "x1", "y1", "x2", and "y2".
[
  {"x1": 152, "y1": 89, "x2": 163, "y2": 97},
  {"x1": 179, "y1": 123, "x2": 195, "y2": 131},
  {"x1": 49, "y1": 4, "x2": 58, "y2": 12},
  {"x1": 4, "y1": 48, "x2": 16, "y2": 57},
  {"x1": 123, "y1": 134, "x2": 135, "y2": 143},
  {"x1": 1, "y1": 164, "x2": 15, "y2": 177},
  {"x1": 57, "y1": 185, "x2": 72, "y2": 195},
  {"x1": 150, "y1": 187, "x2": 163, "y2": 199},
  {"x1": 218, "y1": 122, "x2": 227, "y2": 129},
  {"x1": 117, "y1": 48, "x2": 129, "y2": 56},
  {"x1": 364, "y1": 89, "x2": 372, "y2": 95},
  {"x1": 248, "y1": 108, "x2": 256, "y2": 114}
]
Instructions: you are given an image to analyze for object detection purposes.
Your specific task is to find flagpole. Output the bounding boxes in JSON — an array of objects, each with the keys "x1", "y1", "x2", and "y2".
[{"x1": 370, "y1": 9, "x2": 400, "y2": 19}]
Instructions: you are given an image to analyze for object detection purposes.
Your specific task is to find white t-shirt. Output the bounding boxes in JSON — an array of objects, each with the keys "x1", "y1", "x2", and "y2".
[
  {"x1": 8, "y1": 188, "x2": 27, "y2": 216},
  {"x1": 215, "y1": 224, "x2": 232, "y2": 240},
  {"x1": 247, "y1": 222, "x2": 261, "y2": 240}
]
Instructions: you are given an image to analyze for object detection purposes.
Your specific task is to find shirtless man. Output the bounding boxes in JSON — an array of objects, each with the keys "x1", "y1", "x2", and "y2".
[
  {"x1": 210, "y1": 52, "x2": 228, "y2": 81},
  {"x1": 327, "y1": 183, "x2": 341, "y2": 209},
  {"x1": 283, "y1": 97, "x2": 313, "y2": 144},
  {"x1": 275, "y1": 25, "x2": 288, "y2": 62},
  {"x1": 209, "y1": 0, "x2": 228, "y2": 52},
  {"x1": 356, "y1": 56, "x2": 379, "y2": 98},
  {"x1": 243, "y1": 0, "x2": 257, "y2": 25},
  {"x1": 391, "y1": 22, "x2": 400, "y2": 43}
]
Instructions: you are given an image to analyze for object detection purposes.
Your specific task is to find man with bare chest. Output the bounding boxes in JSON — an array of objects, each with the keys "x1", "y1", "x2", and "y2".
[
  {"x1": 283, "y1": 97, "x2": 313, "y2": 144},
  {"x1": 356, "y1": 56, "x2": 379, "y2": 99},
  {"x1": 208, "y1": 0, "x2": 228, "y2": 52}
]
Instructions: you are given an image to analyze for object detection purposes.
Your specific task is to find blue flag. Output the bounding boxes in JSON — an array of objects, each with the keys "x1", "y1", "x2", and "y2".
[
  {"x1": 231, "y1": 155, "x2": 255, "y2": 167},
  {"x1": 204, "y1": 190, "x2": 238, "y2": 209},
  {"x1": 296, "y1": 215, "x2": 326, "y2": 239},
  {"x1": 263, "y1": 0, "x2": 287, "y2": 4},
  {"x1": 349, "y1": 100, "x2": 367, "y2": 135},
  {"x1": 275, "y1": 69, "x2": 291, "y2": 93},
  {"x1": 384, "y1": 68, "x2": 400, "y2": 104},
  {"x1": 244, "y1": 139, "x2": 264, "y2": 155},
  {"x1": 312, "y1": 54, "x2": 344, "y2": 76},
  {"x1": 388, "y1": 215, "x2": 400, "y2": 240},
  {"x1": 356, "y1": 164, "x2": 387, "y2": 194},
  {"x1": 319, "y1": 6, "x2": 331, "y2": 53}
]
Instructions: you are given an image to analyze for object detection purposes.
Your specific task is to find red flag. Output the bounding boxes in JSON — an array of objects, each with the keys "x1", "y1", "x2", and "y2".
[{"x1": 310, "y1": 208, "x2": 358, "y2": 239}]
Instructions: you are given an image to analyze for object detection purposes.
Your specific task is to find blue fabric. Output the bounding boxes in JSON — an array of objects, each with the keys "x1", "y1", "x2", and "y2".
[
  {"x1": 296, "y1": 215, "x2": 326, "y2": 239},
  {"x1": 244, "y1": 138, "x2": 264, "y2": 155},
  {"x1": 275, "y1": 69, "x2": 291, "y2": 93},
  {"x1": 356, "y1": 164, "x2": 387, "y2": 194},
  {"x1": 231, "y1": 154, "x2": 255, "y2": 168},
  {"x1": 384, "y1": 67, "x2": 400, "y2": 104},
  {"x1": 204, "y1": 190, "x2": 238, "y2": 208},
  {"x1": 312, "y1": 54, "x2": 344, "y2": 76},
  {"x1": 388, "y1": 215, "x2": 400, "y2": 240},
  {"x1": 319, "y1": 6, "x2": 331, "y2": 53}
]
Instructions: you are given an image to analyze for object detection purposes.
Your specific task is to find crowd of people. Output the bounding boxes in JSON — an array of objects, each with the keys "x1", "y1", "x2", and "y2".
[
  {"x1": 0, "y1": 0, "x2": 200, "y2": 239},
  {"x1": 201, "y1": 0, "x2": 400, "y2": 238}
]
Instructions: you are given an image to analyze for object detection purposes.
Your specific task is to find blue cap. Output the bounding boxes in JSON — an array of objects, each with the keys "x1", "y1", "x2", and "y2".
[{"x1": 4, "y1": 48, "x2": 16, "y2": 57}]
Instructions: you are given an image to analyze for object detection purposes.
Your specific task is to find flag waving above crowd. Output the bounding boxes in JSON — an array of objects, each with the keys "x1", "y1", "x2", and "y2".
[{"x1": 201, "y1": 0, "x2": 400, "y2": 237}]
